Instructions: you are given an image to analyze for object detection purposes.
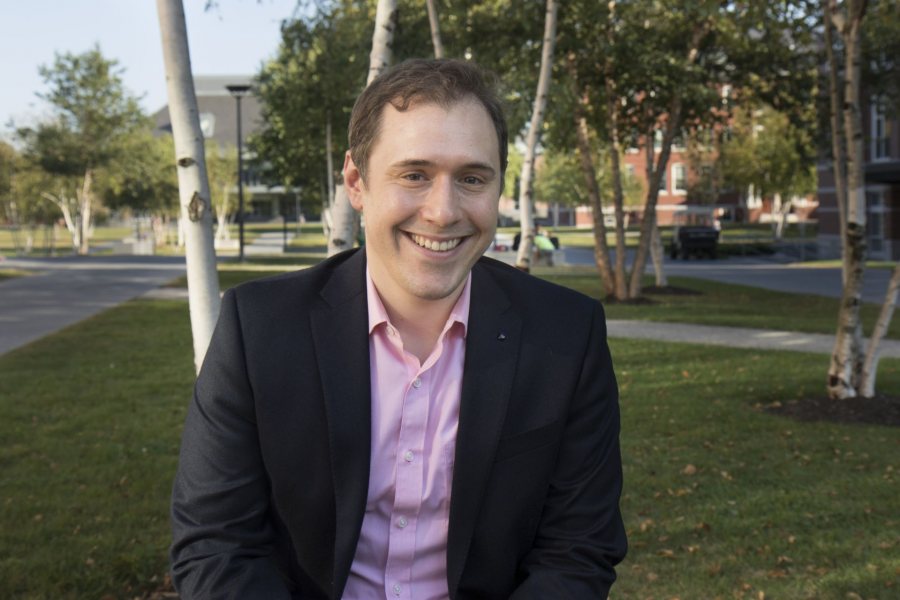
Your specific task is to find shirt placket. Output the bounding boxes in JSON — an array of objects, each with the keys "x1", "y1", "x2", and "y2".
[{"x1": 384, "y1": 359, "x2": 431, "y2": 600}]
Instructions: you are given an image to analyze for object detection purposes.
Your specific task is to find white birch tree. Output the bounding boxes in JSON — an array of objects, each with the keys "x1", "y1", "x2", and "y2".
[
  {"x1": 157, "y1": 0, "x2": 222, "y2": 373},
  {"x1": 328, "y1": 0, "x2": 398, "y2": 257},
  {"x1": 825, "y1": 0, "x2": 868, "y2": 399},
  {"x1": 425, "y1": 0, "x2": 445, "y2": 59},
  {"x1": 515, "y1": 0, "x2": 558, "y2": 272}
]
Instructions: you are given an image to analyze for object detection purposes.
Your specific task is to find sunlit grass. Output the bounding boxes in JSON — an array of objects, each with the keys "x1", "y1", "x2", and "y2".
[{"x1": 0, "y1": 265, "x2": 896, "y2": 599}]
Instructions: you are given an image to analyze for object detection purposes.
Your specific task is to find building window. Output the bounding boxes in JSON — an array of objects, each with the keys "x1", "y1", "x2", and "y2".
[
  {"x1": 653, "y1": 129, "x2": 663, "y2": 153},
  {"x1": 672, "y1": 163, "x2": 687, "y2": 194},
  {"x1": 872, "y1": 102, "x2": 890, "y2": 160},
  {"x1": 657, "y1": 167, "x2": 667, "y2": 193}
]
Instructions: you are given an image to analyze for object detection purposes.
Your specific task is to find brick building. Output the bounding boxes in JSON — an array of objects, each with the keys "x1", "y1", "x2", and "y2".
[{"x1": 817, "y1": 97, "x2": 900, "y2": 259}]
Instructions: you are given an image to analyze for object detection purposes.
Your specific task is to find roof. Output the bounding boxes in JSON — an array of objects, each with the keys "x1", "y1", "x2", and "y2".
[{"x1": 152, "y1": 75, "x2": 263, "y2": 148}]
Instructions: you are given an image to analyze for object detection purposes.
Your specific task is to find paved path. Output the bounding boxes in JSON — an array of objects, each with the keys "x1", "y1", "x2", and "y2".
[
  {"x1": 245, "y1": 231, "x2": 295, "y2": 255},
  {"x1": 607, "y1": 319, "x2": 900, "y2": 358},
  {"x1": 0, "y1": 255, "x2": 185, "y2": 355},
  {"x1": 558, "y1": 247, "x2": 894, "y2": 304},
  {"x1": 2, "y1": 250, "x2": 897, "y2": 359}
]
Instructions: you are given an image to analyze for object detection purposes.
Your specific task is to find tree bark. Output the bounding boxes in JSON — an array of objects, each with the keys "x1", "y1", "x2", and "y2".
[
  {"x1": 157, "y1": 0, "x2": 222, "y2": 373},
  {"x1": 329, "y1": 0, "x2": 398, "y2": 255},
  {"x1": 325, "y1": 113, "x2": 335, "y2": 207},
  {"x1": 629, "y1": 110, "x2": 681, "y2": 298},
  {"x1": 604, "y1": 2, "x2": 628, "y2": 300},
  {"x1": 78, "y1": 168, "x2": 93, "y2": 255},
  {"x1": 425, "y1": 0, "x2": 445, "y2": 59},
  {"x1": 367, "y1": 0, "x2": 399, "y2": 86},
  {"x1": 566, "y1": 54, "x2": 615, "y2": 294},
  {"x1": 515, "y1": 0, "x2": 557, "y2": 272},
  {"x1": 41, "y1": 190, "x2": 79, "y2": 251},
  {"x1": 827, "y1": 0, "x2": 869, "y2": 399},
  {"x1": 327, "y1": 185, "x2": 356, "y2": 256},
  {"x1": 860, "y1": 263, "x2": 900, "y2": 397}
]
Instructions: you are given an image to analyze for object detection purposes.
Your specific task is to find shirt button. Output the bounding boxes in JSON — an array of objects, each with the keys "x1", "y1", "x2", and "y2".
[
  {"x1": 393, "y1": 583, "x2": 402, "y2": 596},
  {"x1": 403, "y1": 450, "x2": 414, "y2": 463},
  {"x1": 412, "y1": 378, "x2": 422, "y2": 389},
  {"x1": 397, "y1": 516, "x2": 408, "y2": 528}
]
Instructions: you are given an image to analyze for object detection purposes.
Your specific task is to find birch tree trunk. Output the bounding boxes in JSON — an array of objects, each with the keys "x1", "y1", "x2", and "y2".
[
  {"x1": 566, "y1": 53, "x2": 615, "y2": 295},
  {"x1": 157, "y1": 0, "x2": 222, "y2": 373},
  {"x1": 827, "y1": 0, "x2": 868, "y2": 399},
  {"x1": 860, "y1": 264, "x2": 900, "y2": 397},
  {"x1": 606, "y1": 88, "x2": 628, "y2": 299},
  {"x1": 327, "y1": 184, "x2": 357, "y2": 255},
  {"x1": 42, "y1": 190, "x2": 79, "y2": 251},
  {"x1": 78, "y1": 169, "x2": 93, "y2": 255},
  {"x1": 329, "y1": 0, "x2": 398, "y2": 256},
  {"x1": 326, "y1": 113, "x2": 335, "y2": 207},
  {"x1": 425, "y1": 0, "x2": 445, "y2": 59},
  {"x1": 515, "y1": 0, "x2": 557, "y2": 272},
  {"x1": 628, "y1": 111, "x2": 680, "y2": 298}
]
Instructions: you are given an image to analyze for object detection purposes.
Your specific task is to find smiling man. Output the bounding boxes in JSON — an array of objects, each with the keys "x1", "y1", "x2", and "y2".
[{"x1": 171, "y1": 59, "x2": 626, "y2": 599}]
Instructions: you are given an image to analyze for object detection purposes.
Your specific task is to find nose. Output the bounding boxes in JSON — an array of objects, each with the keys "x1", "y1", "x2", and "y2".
[{"x1": 420, "y1": 175, "x2": 462, "y2": 227}]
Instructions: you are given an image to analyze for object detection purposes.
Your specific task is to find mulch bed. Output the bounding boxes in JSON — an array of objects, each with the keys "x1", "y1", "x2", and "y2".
[{"x1": 764, "y1": 394, "x2": 900, "y2": 427}]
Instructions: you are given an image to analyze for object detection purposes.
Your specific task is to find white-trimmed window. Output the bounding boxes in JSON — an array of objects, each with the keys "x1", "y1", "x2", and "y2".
[
  {"x1": 872, "y1": 102, "x2": 890, "y2": 161},
  {"x1": 672, "y1": 163, "x2": 687, "y2": 195}
]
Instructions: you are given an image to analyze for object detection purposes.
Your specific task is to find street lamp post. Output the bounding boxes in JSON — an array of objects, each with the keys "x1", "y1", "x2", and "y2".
[{"x1": 226, "y1": 84, "x2": 252, "y2": 261}]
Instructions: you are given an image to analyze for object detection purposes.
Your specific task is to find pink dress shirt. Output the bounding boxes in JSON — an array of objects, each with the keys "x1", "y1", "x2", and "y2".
[{"x1": 343, "y1": 270, "x2": 470, "y2": 600}]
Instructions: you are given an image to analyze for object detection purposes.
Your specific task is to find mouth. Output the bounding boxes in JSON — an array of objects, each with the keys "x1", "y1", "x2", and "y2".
[{"x1": 410, "y1": 233, "x2": 464, "y2": 253}]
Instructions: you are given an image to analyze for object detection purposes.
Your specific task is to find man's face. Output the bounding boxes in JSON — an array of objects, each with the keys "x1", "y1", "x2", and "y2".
[{"x1": 344, "y1": 97, "x2": 501, "y2": 306}]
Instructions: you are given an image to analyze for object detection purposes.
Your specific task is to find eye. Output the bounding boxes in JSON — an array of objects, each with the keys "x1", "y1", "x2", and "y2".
[
  {"x1": 403, "y1": 172, "x2": 426, "y2": 182},
  {"x1": 461, "y1": 175, "x2": 484, "y2": 185}
]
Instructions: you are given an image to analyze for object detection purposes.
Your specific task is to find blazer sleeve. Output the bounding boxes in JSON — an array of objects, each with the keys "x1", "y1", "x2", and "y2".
[
  {"x1": 509, "y1": 301, "x2": 627, "y2": 599},
  {"x1": 170, "y1": 289, "x2": 292, "y2": 599}
]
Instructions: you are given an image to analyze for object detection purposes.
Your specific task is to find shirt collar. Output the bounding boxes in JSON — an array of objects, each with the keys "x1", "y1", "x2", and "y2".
[{"x1": 366, "y1": 268, "x2": 471, "y2": 337}]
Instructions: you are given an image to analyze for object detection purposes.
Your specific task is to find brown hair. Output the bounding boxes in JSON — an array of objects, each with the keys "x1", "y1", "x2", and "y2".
[{"x1": 348, "y1": 58, "x2": 508, "y2": 182}]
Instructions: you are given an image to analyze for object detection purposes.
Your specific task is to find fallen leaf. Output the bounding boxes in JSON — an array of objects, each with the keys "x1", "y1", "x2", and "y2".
[{"x1": 682, "y1": 464, "x2": 697, "y2": 476}]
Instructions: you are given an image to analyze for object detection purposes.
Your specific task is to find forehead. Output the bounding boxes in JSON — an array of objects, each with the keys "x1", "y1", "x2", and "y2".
[{"x1": 369, "y1": 97, "x2": 500, "y2": 168}]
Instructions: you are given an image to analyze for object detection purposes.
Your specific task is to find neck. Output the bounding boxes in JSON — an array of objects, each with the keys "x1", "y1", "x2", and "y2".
[{"x1": 382, "y1": 289, "x2": 462, "y2": 364}]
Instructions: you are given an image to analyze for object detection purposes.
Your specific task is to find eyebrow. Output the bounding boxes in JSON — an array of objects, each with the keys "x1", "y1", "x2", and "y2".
[{"x1": 389, "y1": 159, "x2": 497, "y2": 177}]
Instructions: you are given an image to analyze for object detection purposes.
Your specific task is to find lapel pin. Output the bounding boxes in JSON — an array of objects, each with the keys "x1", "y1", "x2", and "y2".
[{"x1": 497, "y1": 333, "x2": 507, "y2": 341}]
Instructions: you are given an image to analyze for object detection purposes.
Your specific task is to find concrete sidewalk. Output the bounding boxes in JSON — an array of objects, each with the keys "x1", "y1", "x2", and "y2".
[
  {"x1": 141, "y1": 287, "x2": 900, "y2": 358},
  {"x1": 3, "y1": 253, "x2": 897, "y2": 360},
  {"x1": 0, "y1": 255, "x2": 185, "y2": 355},
  {"x1": 607, "y1": 319, "x2": 900, "y2": 358}
]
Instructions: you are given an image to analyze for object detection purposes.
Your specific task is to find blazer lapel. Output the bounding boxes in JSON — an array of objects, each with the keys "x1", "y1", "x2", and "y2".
[
  {"x1": 447, "y1": 261, "x2": 523, "y2": 597},
  {"x1": 309, "y1": 250, "x2": 372, "y2": 599}
]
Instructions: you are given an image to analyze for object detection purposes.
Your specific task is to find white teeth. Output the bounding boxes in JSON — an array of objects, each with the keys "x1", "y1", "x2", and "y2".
[{"x1": 411, "y1": 234, "x2": 462, "y2": 252}]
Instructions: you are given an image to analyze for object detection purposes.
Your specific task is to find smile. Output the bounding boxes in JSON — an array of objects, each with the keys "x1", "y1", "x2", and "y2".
[{"x1": 410, "y1": 234, "x2": 463, "y2": 252}]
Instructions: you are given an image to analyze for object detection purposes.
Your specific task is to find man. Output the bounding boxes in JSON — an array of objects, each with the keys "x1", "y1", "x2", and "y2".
[{"x1": 171, "y1": 58, "x2": 626, "y2": 599}]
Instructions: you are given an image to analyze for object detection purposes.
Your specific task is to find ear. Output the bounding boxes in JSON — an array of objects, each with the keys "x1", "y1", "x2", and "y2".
[{"x1": 343, "y1": 151, "x2": 365, "y2": 211}]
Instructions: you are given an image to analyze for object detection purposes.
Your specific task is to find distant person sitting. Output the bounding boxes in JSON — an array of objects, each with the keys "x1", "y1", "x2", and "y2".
[{"x1": 534, "y1": 227, "x2": 556, "y2": 266}]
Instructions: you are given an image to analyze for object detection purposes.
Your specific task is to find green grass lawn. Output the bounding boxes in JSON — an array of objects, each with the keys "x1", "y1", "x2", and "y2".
[
  {"x1": 0, "y1": 226, "x2": 131, "y2": 256},
  {"x1": 1, "y1": 276, "x2": 897, "y2": 598},
  {"x1": 0, "y1": 268, "x2": 30, "y2": 282},
  {"x1": 164, "y1": 265, "x2": 900, "y2": 339}
]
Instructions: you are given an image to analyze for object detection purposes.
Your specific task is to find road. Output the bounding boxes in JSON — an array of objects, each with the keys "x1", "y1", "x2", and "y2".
[
  {"x1": 559, "y1": 247, "x2": 894, "y2": 305},
  {"x1": 0, "y1": 255, "x2": 186, "y2": 355},
  {"x1": 2, "y1": 249, "x2": 895, "y2": 358}
]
